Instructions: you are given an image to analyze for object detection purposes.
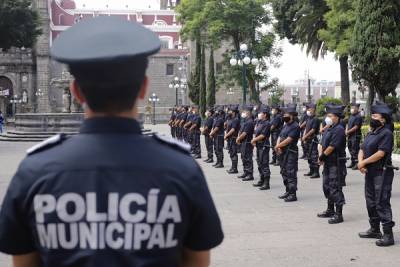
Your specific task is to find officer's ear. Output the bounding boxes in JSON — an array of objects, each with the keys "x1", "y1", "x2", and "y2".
[
  {"x1": 70, "y1": 80, "x2": 87, "y2": 105},
  {"x1": 137, "y1": 76, "x2": 149, "y2": 100}
]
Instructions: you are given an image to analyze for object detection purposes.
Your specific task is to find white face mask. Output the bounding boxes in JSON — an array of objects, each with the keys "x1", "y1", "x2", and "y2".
[
  {"x1": 241, "y1": 112, "x2": 247, "y2": 119},
  {"x1": 253, "y1": 107, "x2": 257, "y2": 111},
  {"x1": 350, "y1": 108, "x2": 355, "y2": 114},
  {"x1": 257, "y1": 113, "x2": 263, "y2": 120},
  {"x1": 302, "y1": 107, "x2": 306, "y2": 112},
  {"x1": 205, "y1": 112, "x2": 210, "y2": 117},
  {"x1": 325, "y1": 117, "x2": 333, "y2": 126},
  {"x1": 271, "y1": 110, "x2": 277, "y2": 115},
  {"x1": 306, "y1": 110, "x2": 312, "y2": 116}
]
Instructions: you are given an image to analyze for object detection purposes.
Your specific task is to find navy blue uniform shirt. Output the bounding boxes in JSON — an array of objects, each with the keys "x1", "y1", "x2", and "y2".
[
  {"x1": 239, "y1": 118, "x2": 255, "y2": 142},
  {"x1": 0, "y1": 118, "x2": 223, "y2": 267},
  {"x1": 255, "y1": 120, "x2": 271, "y2": 146},
  {"x1": 361, "y1": 126, "x2": 393, "y2": 171},
  {"x1": 347, "y1": 113, "x2": 363, "y2": 136},
  {"x1": 321, "y1": 122, "x2": 346, "y2": 164},
  {"x1": 226, "y1": 116, "x2": 240, "y2": 137},
  {"x1": 271, "y1": 114, "x2": 283, "y2": 132},
  {"x1": 205, "y1": 115, "x2": 214, "y2": 130},
  {"x1": 191, "y1": 114, "x2": 201, "y2": 130},
  {"x1": 212, "y1": 116, "x2": 225, "y2": 135},
  {"x1": 279, "y1": 121, "x2": 300, "y2": 150},
  {"x1": 305, "y1": 116, "x2": 320, "y2": 137}
]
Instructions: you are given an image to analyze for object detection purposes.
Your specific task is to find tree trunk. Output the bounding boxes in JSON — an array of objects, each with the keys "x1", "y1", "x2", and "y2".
[
  {"x1": 366, "y1": 86, "x2": 374, "y2": 116},
  {"x1": 206, "y1": 47, "x2": 216, "y2": 107},
  {"x1": 339, "y1": 56, "x2": 350, "y2": 105},
  {"x1": 199, "y1": 44, "x2": 207, "y2": 117}
]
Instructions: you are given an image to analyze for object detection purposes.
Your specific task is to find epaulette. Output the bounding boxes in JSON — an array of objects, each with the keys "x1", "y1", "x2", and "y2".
[
  {"x1": 152, "y1": 134, "x2": 191, "y2": 154},
  {"x1": 26, "y1": 134, "x2": 68, "y2": 155}
]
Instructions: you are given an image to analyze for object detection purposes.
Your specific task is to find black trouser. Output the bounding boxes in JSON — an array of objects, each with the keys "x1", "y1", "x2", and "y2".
[
  {"x1": 300, "y1": 129, "x2": 306, "y2": 155},
  {"x1": 183, "y1": 128, "x2": 189, "y2": 143},
  {"x1": 214, "y1": 135, "x2": 224, "y2": 163},
  {"x1": 322, "y1": 163, "x2": 345, "y2": 206},
  {"x1": 188, "y1": 130, "x2": 194, "y2": 148},
  {"x1": 228, "y1": 137, "x2": 238, "y2": 169},
  {"x1": 204, "y1": 134, "x2": 214, "y2": 160},
  {"x1": 192, "y1": 131, "x2": 201, "y2": 155},
  {"x1": 271, "y1": 131, "x2": 280, "y2": 162},
  {"x1": 240, "y1": 141, "x2": 253, "y2": 175},
  {"x1": 176, "y1": 127, "x2": 182, "y2": 140},
  {"x1": 257, "y1": 143, "x2": 271, "y2": 178},
  {"x1": 306, "y1": 139, "x2": 319, "y2": 171},
  {"x1": 279, "y1": 149, "x2": 298, "y2": 193},
  {"x1": 171, "y1": 126, "x2": 176, "y2": 138},
  {"x1": 365, "y1": 169, "x2": 395, "y2": 229},
  {"x1": 347, "y1": 135, "x2": 361, "y2": 165}
]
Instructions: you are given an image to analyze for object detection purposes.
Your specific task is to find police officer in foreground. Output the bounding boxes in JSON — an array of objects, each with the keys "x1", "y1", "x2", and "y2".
[
  {"x1": 302, "y1": 103, "x2": 320, "y2": 179},
  {"x1": 210, "y1": 107, "x2": 225, "y2": 168},
  {"x1": 270, "y1": 104, "x2": 283, "y2": 166},
  {"x1": 0, "y1": 17, "x2": 223, "y2": 266},
  {"x1": 251, "y1": 106, "x2": 272, "y2": 190},
  {"x1": 317, "y1": 104, "x2": 346, "y2": 224},
  {"x1": 224, "y1": 105, "x2": 241, "y2": 174},
  {"x1": 202, "y1": 107, "x2": 215, "y2": 163},
  {"x1": 275, "y1": 104, "x2": 300, "y2": 202},
  {"x1": 236, "y1": 106, "x2": 255, "y2": 181},
  {"x1": 346, "y1": 103, "x2": 363, "y2": 170},
  {"x1": 357, "y1": 102, "x2": 396, "y2": 247}
]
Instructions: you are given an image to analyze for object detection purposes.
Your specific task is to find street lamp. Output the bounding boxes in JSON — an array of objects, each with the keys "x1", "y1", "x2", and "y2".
[
  {"x1": 149, "y1": 93, "x2": 160, "y2": 125},
  {"x1": 230, "y1": 43, "x2": 259, "y2": 105},
  {"x1": 169, "y1": 76, "x2": 185, "y2": 106}
]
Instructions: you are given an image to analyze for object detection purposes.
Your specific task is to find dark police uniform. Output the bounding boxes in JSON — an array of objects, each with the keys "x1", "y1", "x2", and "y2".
[
  {"x1": 238, "y1": 108, "x2": 255, "y2": 180},
  {"x1": 203, "y1": 110, "x2": 215, "y2": 163},
  {"x1": 270, "y1": 106, "x2": 283, "y2": 165},
  {"x1": 212, "y1": 110, "x2": 225, "y2": 167},
  {"x1": 299, "y1": 110, "x2": 308, "y2": 158},
  {"x1": 191, "y1": 112, "x2": 202, "y2": 158},
  {"x1": 226, "y1": 108, "x2": 241, "y2": 173},
  {"x1": 278, "y1": 105, "x2": 300, "y2": 201},
  {"x1": 181, "y1": 110, "x2": 189, "y2": 143},
  {"x1": 318, "y1": 105, "x2": 346, "y2": 224},
  {"x1": 253, "y1": 107, "x2": 271, "y2": 190},
  {"x1": 186, "y1": 111, "x2": 194, "y2": 150},
  {"x1": 169, "y1": 110, "x2": 177, "y2": 138},
  {"x1": 359, "y1": 102, "x2": 395, "y2": 247},
  {"x1": 347, "y1": 104, "x2": 363, "y2": 168},
  {"x1": 175, "y1": 111, "x2": 183, "y2": 141},
  {"x1": 304, "y1": 104, "x2": 320, "y2": 178},
  {"x1": 0, "y1": 17, "x2": 224, "y2": 266}
]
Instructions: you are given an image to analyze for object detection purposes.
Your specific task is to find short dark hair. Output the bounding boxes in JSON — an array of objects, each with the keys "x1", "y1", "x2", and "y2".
[{"x1": 69, "y1": 58, "x2": 148, "y2": 113}]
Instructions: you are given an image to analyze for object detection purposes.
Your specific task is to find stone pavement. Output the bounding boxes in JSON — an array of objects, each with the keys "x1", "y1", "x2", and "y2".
[{"x1": 0, "y1": 124, "x2": 399, "y2": 266}]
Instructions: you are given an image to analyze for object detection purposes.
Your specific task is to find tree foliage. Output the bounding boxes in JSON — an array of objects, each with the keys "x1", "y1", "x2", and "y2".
[
  {"x1": 206, "y1": 47, "x2": 216, "y2": 107},
  {"x1": 199, "y1": 44, "x2": 207, "y2": 116},
  {"x1": 350, "y1": 0, "x2": 400, "y2": 104},
  {"x1": 0, "y1": 0, "x2": 42, "y2": 50},
  {"x1": 188, "y1": 38, "x2": 201, "y2": 105}
]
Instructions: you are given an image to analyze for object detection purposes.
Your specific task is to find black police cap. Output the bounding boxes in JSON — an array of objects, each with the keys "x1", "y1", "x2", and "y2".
[
  {"x1": 371, "y1": 101, "x2": 391, "y2": 115},
  {"x1": 51, "y1": 16, "x2": 161, "y2": 64},
  {"x1": 325, "y1": 104, "x2": 345, "y2": 116},
  {"x1": 306, "y1": 103, "x2": 316, "y2": 109},
  {"x1": 351, "y1": 102, "x2": 360, "y2": 108},
  {"x1": 282, "y1": 104, "x2": 297, "y2": 114}
]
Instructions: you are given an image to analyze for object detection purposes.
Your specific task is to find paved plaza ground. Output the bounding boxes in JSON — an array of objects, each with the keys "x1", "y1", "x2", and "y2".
[{"x1": 0, "y1": 123, "x2": 399, "y2": 266}]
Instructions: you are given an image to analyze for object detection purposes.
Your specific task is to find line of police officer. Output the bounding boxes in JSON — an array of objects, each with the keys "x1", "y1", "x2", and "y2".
[{"x1": 169, "y1": 101, "x2": 397, "y2": 247}]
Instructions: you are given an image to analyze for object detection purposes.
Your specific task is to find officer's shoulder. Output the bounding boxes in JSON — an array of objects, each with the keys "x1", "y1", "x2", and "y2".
[
  {"x1": 152, "y1": 134, "x2": 191, "y2": 154},
  {"x1": 26, "y1": 134, "x2": 68, "y2": 156}
]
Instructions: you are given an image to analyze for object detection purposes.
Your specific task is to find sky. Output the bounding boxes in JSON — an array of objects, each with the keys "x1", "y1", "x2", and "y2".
[{"x1": 74, "y1": 0, "x2": 341, "y2": 85}]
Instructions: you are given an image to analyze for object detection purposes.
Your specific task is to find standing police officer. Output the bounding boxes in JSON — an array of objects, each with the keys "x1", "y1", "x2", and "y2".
[
  {"x1": 317, "y1": 104, "x2": 346, "y2": 224},
  {"x1": 0, "y1": 17, "x2": 224, "y2": 266},
  {"x1": 299, "y1": 103, "x2": 308, "y2": 159},
  {"x1": 251, "y1": 106, "x2": 272, "y2": 190},
  {"x1": 210, "y1": 107, "x2": 225, "y2": 168},
  {"x1": 237, "y1": 106, "x2": 255, "y2": 181},
  {"x1": 302, "y1": 103, "x2": 320, "y2": 179},
  {"x1": 202, "y1": 107, "x2": 215, "y2": 163},
  {"x1": 346, "y1": 103, "x2": 363, "y2": 170},
  {"x1": 225, "y1": 105, "x2": 241, "y2": 174},
  {"x1": 270, "y1": 104, "x2": 283, "y2": 166},
  {"x1": 189, "y1": 106, "x2": 202, "y2": 159},
  {"x1": 168, "y1": 106, "x2": 177, "y2": 138},
  {"x1": 357, "y1": 102, "x2": 396, "y2": 247},
  {"x1": 275, "y1": 104, "x2": 300, "y2": 202}
]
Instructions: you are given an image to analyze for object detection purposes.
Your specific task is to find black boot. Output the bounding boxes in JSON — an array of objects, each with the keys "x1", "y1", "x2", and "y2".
[
  {"x1": 270, "y1": 160, "x2": 276, "y2": 165},
  {"x1": 310, "y1": 168, "x2": 320, "y2": 179},
  {"x1": 227, "y1": 168, "x2": 238, "y2": 174},
  {"x1": 376, "y1": 228, "x2": 395, "y2": 247},
  {"x1": 304, "y1": 168, "x2": 313, "y2": 176},
  {"x1": 259, "y1": 176, "x2": 270, "y2": 190},
  {"x1": 212, "y1": 162, "x2": 218, "y2": 167},
  {"x1": 278, "y1": 191, "x2": 290, "y2": 199},
  {"x1": 214, "y1": 162, "x2": 224, "y2": 168},
  {"x1": 351, "y1": 165, "x2": 358, "y2": 170},
  {"x1": 237, "y1": 173, "x2": 247, "y2": 179},
  {"x1": 317, "y1": 202, "x2": 335, "y2": 218},
  {"x1": 359, "y1": 222, "x2": 382, "y2": 239},
  {"x1": 253, "y1": 176, "x2": 264, "y2": 187},
  {"x1": 204, "y1": 158, "x2": 213, "y2": 163},
  {"x1": 193, "y1": 154, "x2": 201, "y2": 159},
  {"x1": 328, "y1": 205, "x2": 344, "y2": 224},
  {"x1": 284, "y1": 193, "x2": 297, "y2": 202},
  {"x1": 347, "y1": 162, "x2": 355, "y2": 168},
  {"x1": 242, "y1": 174, "x2": 254, "y2": 181}
]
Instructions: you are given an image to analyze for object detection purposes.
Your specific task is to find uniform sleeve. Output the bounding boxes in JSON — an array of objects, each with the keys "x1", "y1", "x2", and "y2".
[
  {"x1": 355, "y1": 116, "x2": 363, "y2": 127},
  {"x1": 184, "y1": 165, "x2": 224, "y2": 250},
  {"x1": 231, "y1": 119, "x2": 240, "y2": 131},
  {"x1": 0, "y1": 169, "x2": 36, "y2": 255},
  {"x1": 288, "y1": 125, "x2": 300, "y2": 139},
  {"x1": 329, "y1": 127, "x2": 345, "y2": 149},
  {"x1": 243, "y1": 121, "x2": 253, "y2": 134},
  {"x1": 260, "y1": 123, "x2": 270, "y2": 136},
  {"x1": 195, "y1": 117, "x2": 201, "y2": 126},
  {"x1": 312, "y1": 118, "x2": 320, "y2": 131},
  {"x1": 378, "y1": 131, "x2": 393, "y2": 154}
]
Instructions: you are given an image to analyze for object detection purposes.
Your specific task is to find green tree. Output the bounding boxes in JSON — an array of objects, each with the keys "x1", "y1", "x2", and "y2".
[
  {"x1": 199, "y1": 44, "x2": 207, "y2": 116},
  {"x1": 188, "y1": 37, "x2": 201, "y2": 105},
  {"x1": 0, "y1": 0, "x2": 41, "y2": 50},
  {"x1": 316, "y1": 97, "x2": 343, "y2": 117},
  {"x1": 318, "y1": 0, "x2": 357, "y2": 105},
  {"x1": 206, "y1": 47, "x2": 216, "y2": 107},
  {"x1": 268, "y1": 85, "x2": 285, "y2": 106},
  {"x1": 350, "y1": 0, "x2": 400, "y2": 109}
]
